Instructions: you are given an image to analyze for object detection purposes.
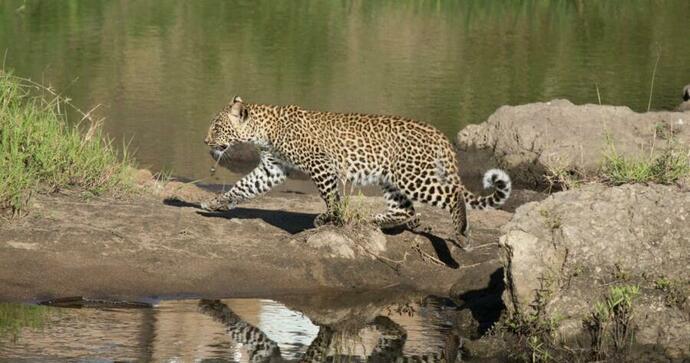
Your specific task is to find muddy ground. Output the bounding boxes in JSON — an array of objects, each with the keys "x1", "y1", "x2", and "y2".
[{"x1": 0, "y1": 172, "x2": 542, "y2": 304}]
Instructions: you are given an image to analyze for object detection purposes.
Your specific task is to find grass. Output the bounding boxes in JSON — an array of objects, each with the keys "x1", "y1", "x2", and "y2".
[
  {"x1": 328, "y1": 181, "x2": 370, "y2": 226},
  {"x1": 538, "y1": 209, "x2": 562, "y2": 230},
  {"x1": 653, "y1": 276, "x2": 688, "y2": 309},
  {"x1": 495, "y1": 276, "x2": 565, "y2": 362},
  {"x1": 493, "y1": 280, "x2": 645, "y2": 362},
  {"x1": 585, "y1": 285, "x2": 640, "y2": 360},
  {"x1": 543, "y1": 164, "x2": 584, "y2": 191},
  {"x1": 0, "y1": 303, "x2": 53, "y2": 341},
  {"x1": 601, "y1": 134, "x2": 690, "y2": 185},
  {"x1": 0, "y1": 70, "x2": 134, "y2": 215},
  {"x1": 545, "y1": 129, "x2": 690, "y2": 191}
]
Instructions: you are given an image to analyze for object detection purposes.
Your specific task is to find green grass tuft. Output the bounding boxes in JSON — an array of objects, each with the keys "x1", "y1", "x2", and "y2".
[
  {"x1": 586, "y1": 285, "x2": 640, "y2": 360},
  {"x1": 0, "y1": 303, "x2": 53, "y2": 341},
  {"x1": 0, "y1": 70, "x2": 134, "y2": 215},
  {"x1": 601, "y1": 134, "x2": 689, "y2": 186},
  {"x1": 653, "y1": 276, "x2": 688, "y2": 309}
]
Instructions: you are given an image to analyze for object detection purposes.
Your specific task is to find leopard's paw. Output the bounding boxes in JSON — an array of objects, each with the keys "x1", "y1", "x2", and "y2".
[
  {"x1": 201, "y1": 197, "x2": 234, "y2": 212},
  {"x1": 451, "y1": 232, "x2": 472, "y2": 251},
  {"x1": 405, "y1": 215, "x2": 432, "y2": 234},
  {"x1": 314, "y1": 213, "x2": 337, "y2": 227}
]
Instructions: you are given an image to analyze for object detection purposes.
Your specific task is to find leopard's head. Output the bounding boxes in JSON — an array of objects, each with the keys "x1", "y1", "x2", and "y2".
[{"x1": 204, "y1": 96, "x2": 256, "y2": 159}]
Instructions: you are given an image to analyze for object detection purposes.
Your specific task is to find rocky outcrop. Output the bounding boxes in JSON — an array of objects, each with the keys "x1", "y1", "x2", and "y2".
[
  {"x1": 457, "y1": 100, "x2": 690, "y2": 188},
  {"x1": 500, "y1": 183, "x2": 690, "y2": 358}
]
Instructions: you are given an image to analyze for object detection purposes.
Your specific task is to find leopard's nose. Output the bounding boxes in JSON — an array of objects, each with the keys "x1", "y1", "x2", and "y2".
[{"x1": 204, "y1": 136, "x2": 210, "y2": 145}]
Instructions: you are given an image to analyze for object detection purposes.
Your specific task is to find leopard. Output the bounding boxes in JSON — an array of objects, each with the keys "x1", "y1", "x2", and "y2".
[{"x1": 201, "y1": 96, "x2": 511, "y2": 246}]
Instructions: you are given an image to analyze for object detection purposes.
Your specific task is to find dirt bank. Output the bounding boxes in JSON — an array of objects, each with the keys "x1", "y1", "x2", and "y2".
[{"x1": 0, "y1": 174, "x2": 533, "y2": 302}]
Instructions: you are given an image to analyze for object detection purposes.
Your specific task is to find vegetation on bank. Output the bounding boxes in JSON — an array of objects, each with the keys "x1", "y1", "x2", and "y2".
[
  {"x1": 0, "y1": 70, "x2": 134, "y2": 215},
  {"x1": 0, "y1": 303, "x2": 52, "y2": 341},
  {"x1": 601, "y1": 133, "x2": 690, "y2": 185},
  {"x1": 585, "y1": 285, "x2": 640, "y2": 360},
  {"x1": 545, "y1": 128, "x2": 690, "y2": 191},
  {"x1": 493, "y1": 283, "x2": 642, "y2": 363}
]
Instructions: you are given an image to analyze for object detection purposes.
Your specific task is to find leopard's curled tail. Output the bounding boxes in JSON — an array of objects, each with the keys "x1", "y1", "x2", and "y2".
[{"x1": 463, "y1": 168, "x2": 512, "y2": 210}]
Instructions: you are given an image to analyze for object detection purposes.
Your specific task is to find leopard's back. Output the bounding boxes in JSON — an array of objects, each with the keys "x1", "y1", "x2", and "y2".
[{"x1": 267, "y1": 107, "x2": 458, "y2": 187}]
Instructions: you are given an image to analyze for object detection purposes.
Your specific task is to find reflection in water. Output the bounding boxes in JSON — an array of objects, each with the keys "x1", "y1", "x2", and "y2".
[
  {"x1": 0, "y1": 303, "x2": 53, "y2": 342},
  {"x1": 199, "y1": 300, "x2": 283, "y2": 362},
  {"x1": 0, "y1": 296, "x2": 460, "y2": 362}
]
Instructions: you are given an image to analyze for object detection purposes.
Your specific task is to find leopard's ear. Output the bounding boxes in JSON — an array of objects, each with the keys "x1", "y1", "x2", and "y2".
[
  {"x1": 683, "y1": 85, "x2": 690, "y2": 102},
  {"x1": 230, "y1": 96, "x2": 249, "y2": 122}
]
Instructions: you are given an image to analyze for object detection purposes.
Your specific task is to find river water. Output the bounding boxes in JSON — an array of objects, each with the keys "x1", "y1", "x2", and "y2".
[
  {"x1": 1, "y1": 1, "x2": 690, "y2": 182},
  {"x1": 1, "y1": 296, "x2": 467, "y2": 362}
]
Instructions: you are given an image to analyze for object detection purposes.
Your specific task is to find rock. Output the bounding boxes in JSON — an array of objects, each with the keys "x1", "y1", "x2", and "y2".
[
  {"x1": 499, "y1": 183, "x2": 690, "y2": 358},
  {"x1": 454, "y1": 308, "x2": 481, "y2": 339},
  {"x1": 160, "y1": 181, "x2": 211, "y2": 202},
  {"x1": 456, "y1": 100, "x2": 690, "y2": 188},
  {"x1": 461, "y1": 335, "x2": 508, "y2": 360},
  {"x1": 303, "y1": 225, "x2": 387, "y2": 259},
  {"x1": 133, "y1": 168, "x2": 154, "y2": 185}
]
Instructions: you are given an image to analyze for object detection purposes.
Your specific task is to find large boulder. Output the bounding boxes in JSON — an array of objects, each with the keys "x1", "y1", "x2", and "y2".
[
  {"x1": 457, "y1": 100, "x2": 690, "y2": 188},
  {"x1": 500, "y1": 183, "x2": 690, "y2": 358}
]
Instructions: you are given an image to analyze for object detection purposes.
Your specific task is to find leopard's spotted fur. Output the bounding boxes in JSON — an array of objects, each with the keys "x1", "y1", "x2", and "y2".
[{"x1": 202, "y1": 97, "x2": 511, "y2": 244}]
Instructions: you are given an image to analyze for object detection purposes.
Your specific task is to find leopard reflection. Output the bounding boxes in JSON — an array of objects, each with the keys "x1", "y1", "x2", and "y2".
[{"x1": 198, "y1": 299, "x2": 451, "y2": 363}]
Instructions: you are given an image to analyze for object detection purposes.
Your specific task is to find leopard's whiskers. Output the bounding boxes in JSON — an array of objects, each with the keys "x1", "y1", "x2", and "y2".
[{"x1": 210, "y1": 148, "x2": 227, "y2": 176}]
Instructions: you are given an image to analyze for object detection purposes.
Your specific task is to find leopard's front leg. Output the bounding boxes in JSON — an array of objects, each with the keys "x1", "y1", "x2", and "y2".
[
  {"x1": 308, "y1": 156, "x2": 342, "y2": 227},
  {"x1": 201, "y1": 152, "x2": 286, "y2": 211}
]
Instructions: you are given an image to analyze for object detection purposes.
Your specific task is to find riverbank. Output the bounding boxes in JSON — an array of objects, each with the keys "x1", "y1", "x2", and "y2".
[{"x1": 0, "y1": 172, "x2": 533, "y2": 303}]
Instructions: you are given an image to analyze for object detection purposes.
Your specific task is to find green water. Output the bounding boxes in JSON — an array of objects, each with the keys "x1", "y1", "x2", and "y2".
[{"x1": 1, "y1": 0, "x2": 689, "y2": 180}]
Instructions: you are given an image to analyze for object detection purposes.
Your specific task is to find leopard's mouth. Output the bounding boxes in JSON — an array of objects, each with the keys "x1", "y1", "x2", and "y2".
[
  {"x1": 211, "y1": 144, "x2": 229, "y2": 152},
  {"x1": 209, "y1": 144, "x2": 230, "y2": 161}
]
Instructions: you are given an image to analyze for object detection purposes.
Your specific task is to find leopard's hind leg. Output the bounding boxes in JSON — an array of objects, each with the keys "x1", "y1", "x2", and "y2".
[
  {"x1": 450, "y1": 186, "x2": 470, "y2": 244},
  {"x1": 372, "y1": 184, "x2": 417, "y2": 229}
]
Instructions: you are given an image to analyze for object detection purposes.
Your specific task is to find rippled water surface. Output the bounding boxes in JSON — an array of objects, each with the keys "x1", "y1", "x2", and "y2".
[
  {"x1": 0, "y1": 297, "x2": 460, "y2": 362},
  {"x1": 1, "y1": 1, "x2": 690, "y2": 180}
]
